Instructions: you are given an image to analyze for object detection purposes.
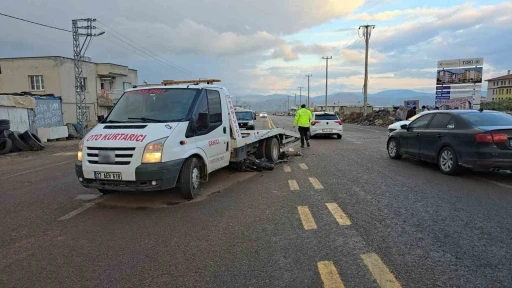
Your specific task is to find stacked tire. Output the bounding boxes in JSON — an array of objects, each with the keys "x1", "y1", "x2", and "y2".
[{"x1": 0, "y1": 119, "x2": 45, "y2": 155}]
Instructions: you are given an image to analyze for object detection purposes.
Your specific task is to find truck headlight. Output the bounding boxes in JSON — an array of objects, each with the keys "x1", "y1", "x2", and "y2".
[
  {"x1": 142, "y1": 137, "x2": 167, "y2": 163},
  {"x1": 249, "y1": 121, "x2": 254, "y2": 125},
  {"x1": 77, "y1": 140, "x2": 84, "y2": 161}
]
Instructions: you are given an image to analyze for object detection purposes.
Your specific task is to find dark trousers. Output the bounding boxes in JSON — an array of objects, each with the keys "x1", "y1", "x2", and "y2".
[{"x1": 298, "y1": 126, "x2": 310, "y2": 145}]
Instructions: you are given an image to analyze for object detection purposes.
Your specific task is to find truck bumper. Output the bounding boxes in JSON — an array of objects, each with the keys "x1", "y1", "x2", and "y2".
[{"x1": 75, "y1": 159, "x2": 185, "y2": 192}]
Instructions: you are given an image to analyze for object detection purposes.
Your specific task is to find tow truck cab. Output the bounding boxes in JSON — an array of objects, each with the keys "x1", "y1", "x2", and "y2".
[{"x1": 76, "y1": 79, "x2": 235, "y2": 199}]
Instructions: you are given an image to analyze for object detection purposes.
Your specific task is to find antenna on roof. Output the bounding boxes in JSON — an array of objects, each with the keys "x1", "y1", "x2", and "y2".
[{"x1": 161, "y1": 79, "x2": 221, "y2": 86}]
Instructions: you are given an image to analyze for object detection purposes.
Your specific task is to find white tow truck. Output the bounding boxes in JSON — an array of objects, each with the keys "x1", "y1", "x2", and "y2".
[{"x1": 76, "y1": 79, "x2": 299, "y2": 199}]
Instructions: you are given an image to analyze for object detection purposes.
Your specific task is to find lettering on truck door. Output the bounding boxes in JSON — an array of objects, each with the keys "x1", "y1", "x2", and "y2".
[{"x1": 191, "y1": 89, "x2": 230, "y2": 172}]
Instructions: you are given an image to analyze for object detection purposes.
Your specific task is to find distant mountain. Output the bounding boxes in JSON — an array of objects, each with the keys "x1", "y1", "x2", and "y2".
[{"x1": 234, "y1": 89, "x2": 487, "y2": 111}]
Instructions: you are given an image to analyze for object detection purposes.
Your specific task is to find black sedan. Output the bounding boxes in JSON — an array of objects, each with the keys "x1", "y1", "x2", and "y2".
[{"x1": 387, "y1": 110, "x2": 512, "y2": 175}]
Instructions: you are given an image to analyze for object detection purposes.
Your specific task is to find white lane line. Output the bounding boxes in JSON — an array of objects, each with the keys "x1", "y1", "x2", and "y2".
[
  {"x1": 53, "y1": 152, "x2": 77, "y2": 156},
  {"x1": 289, "y1": 180, "x2": 300, "y2": 191},
  {"x1": 476, "y1": 177, "x2": 512, "y2": 189},
  {"x1": 58, "y1": 198, "x2": 103, "y2": 221},
  {"x1": 0, "y1": 160, "x2": 75, "y2": 180},
  {"x1": 309, "y1": 177, "x2": 324, "y2": 189},
  {"x1": 345, "y1": 125, "x2": 382, "y2": 133},
  {"x1": 299, "y1": 163, "x2": 309, "y2": 170},
  {"x1": 289, "y1": 148, "x2": 295, "y2": 152},
  {"x1": 284, "y1": 165, "x2": 292, "y2": 172}
]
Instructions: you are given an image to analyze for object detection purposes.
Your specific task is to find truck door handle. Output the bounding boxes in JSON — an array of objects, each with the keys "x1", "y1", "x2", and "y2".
[
  {"x1": 416, "y1": 133, "x2": 420, "y2": 136},
  {"x1": 437, "y1": 134, "x2": 443, "y2": 138},
  {"x1": 223, "y1": 126, "x2": 226, "y2": 134}
]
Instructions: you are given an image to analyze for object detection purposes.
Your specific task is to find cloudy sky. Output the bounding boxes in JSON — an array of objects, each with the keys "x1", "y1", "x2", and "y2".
[{"x1": 1, "y1": 0, "x2": 511, "y2": 96}]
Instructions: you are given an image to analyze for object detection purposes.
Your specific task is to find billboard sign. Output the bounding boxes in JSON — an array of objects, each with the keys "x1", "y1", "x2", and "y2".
[
  {"x1": 436, "y1": 67, "x2": 483, "y2": 85},
  {"x1": 404, "y1": 100, "x2": 419, "y2": 109},
  {"x1": 437, "y1": 58, "x2": 484, "y2": 68},
  {"x1": 436, "y1": 96, "x2": 474, "y2": 109}
]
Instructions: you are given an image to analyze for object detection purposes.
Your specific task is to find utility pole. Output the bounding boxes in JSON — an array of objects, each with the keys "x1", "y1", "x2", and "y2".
[
  {"x1": 322, "y1": 56, "x2": 332, "y2": 110},
  {"x1": 305, "y1": 74, "x2": 312, "y2": 107},
  {"x1": 298, "y1": 87, "x2": 303, "y2": 106},
  {"x1": 73, "y1": 18, "x2": 104, "y2": 136},
  {"x1": 287, "y1": 95, "x2": 291, "y2": 112},
  {"x1": 359, "y1": 24, "x2": 375, "y2": 116},
  {"x1": 294, "y1": 93, "x2": 297, "y2": 107}
]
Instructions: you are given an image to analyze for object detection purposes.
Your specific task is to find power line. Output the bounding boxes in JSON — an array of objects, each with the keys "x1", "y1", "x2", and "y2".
[
  {"x1": 0, "y1": 12, "x2": 71, "y2": 32},
  {"x1": 96, "y1": 21, "x2": 193, "y2": 76}
]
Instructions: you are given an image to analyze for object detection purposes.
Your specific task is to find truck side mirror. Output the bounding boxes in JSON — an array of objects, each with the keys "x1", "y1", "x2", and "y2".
[{"x1": 197, "y1": 112, "x2": 210, "y2": 130}]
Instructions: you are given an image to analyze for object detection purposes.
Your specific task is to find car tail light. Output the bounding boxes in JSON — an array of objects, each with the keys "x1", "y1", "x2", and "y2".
[
  {"x1": 334, "y1": 120, "x2": 342, "y2": 125},
  {"x1": 311, "y1": 120, "x2": 320, "y2": 125},
  {"x1": 476, "y1": 133, "x2": 509, "y2": 143}
]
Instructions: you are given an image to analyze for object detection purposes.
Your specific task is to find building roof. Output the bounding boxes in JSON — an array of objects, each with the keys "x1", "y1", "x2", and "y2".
[
  {"x1": 0, "y1": 56, "x2": 137, "y2": 71},
  {"x1": 485, "y1": 73, "x2": 512, "y2": 81}
]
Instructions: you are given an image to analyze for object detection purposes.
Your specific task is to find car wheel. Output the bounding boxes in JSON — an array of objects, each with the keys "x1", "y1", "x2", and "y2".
[
  {"x1": 387, "y1": 138, "x2": 402, "y2": 160},
  {"x1": 438, "y1": 147, "x2": 459, "y2": 175},
  {"x1": 179, "y1": 157, "x2": 201, "y2": 199},
  {"x1": 336, "y1": 134, "x2": 342, "y2": 139}
]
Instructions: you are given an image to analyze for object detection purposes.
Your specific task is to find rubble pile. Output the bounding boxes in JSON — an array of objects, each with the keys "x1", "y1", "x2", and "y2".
[{"x1": 342, "y1": 110, "x2": 396, "y2": 127}]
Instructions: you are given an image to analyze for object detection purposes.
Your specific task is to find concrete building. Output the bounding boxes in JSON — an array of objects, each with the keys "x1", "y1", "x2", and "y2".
[
  {"x1": 0, "y1": 56, "x2": 137, "y2": 125},
  {"x1": 486, "y1": 70, "x2": 512, "y2": 101}
]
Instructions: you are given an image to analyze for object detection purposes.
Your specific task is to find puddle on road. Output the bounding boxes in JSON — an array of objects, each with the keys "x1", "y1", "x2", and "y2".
[{"x1": 84, "y1": 168, "x2": 257, "y2": 209}]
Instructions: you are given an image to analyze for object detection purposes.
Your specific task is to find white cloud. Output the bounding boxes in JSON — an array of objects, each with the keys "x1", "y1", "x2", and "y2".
[{"x1": 341, "y1": 49, "x2": 386, "y2": 65}]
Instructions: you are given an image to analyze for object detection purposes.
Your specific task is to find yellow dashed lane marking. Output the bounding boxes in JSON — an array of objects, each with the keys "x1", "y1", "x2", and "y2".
[
  {"x1": 326, "y1": 203, "x2": 352, "y2": 226},
  {"x1": 317, "y1": 261, "x2": 345, "y2": 288},
  {"x1": 297, "y1": 206, "x2": 317, "y2": 230},
  {"x1": 361, "y1": 253, "x2": 402, "y2": 288},
  {"x1": 288, "y1": 180, "x2": 299, "y2": 191},
  {"x1": 309, "y1": 177, "x2": 324, "y2": 189},
  {"x1": 299, "y1": 163, "x2": 308, "y2": 170},
  {"x1": 284, "y1": 165, "x2": 292, "y2": 172}
]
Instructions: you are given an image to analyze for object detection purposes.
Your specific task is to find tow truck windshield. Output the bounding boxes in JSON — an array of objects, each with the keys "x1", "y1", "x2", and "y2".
[{"x1": 105, "y1": 88, "x2": 199, "y2": 123}]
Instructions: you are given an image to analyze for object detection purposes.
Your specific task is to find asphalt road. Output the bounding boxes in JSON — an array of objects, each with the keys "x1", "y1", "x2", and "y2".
[{"x1": 0, "y1": 117, "x2": 511, "y2": 287}]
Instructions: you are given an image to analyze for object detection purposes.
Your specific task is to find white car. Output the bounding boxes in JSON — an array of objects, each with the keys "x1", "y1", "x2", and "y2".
[
  {"x1": 387, "y1": 111, "x2": 436, "y2": 135},
  {"x1": 310, "y1": 112, "x2": 343, "y2": 139},
  {"x1": 259, "y1": 112, "x2": 268, "y2": 118}
]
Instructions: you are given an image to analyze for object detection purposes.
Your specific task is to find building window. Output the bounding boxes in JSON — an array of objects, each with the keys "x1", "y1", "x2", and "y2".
[
  {"x1": 123, "y1": 82, "x2": 132, "y2": 91},
  {"x1": 79, "y1": 77, "x2": 87, "y2": 91},
  {"x1": 29, "y1": 75, "x2": 44, "y2": 91}
]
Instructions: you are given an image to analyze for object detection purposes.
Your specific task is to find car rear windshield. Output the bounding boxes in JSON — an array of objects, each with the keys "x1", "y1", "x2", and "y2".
[
  {"x1": 315, "y1": 114, "x2": 338, "y2": 120},
  {"x1": 236, "y1": 112, "x2": 253, "y2": 121},
  {"x1": 105, "y1": 88, "x2": 199, "y2": 123},
  {"x1": 460, "y1": 112, "x2": 512, "y2": 126}
]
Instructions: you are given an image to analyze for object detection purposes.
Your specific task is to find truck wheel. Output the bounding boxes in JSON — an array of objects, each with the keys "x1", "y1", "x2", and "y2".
[
  {"x1": 256, "y1": 141, "x2": 266, "y2": 159},
  {"x1": 265, "y1": 137, "x2": 280, "y2": 163},
  {"x1": 179, "y1": 157, "x2": 201, "y2": 199}
]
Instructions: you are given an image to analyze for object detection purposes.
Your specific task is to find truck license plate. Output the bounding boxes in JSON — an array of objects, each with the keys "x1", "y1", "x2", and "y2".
[
  {"x1": 322, "y1": 129, "x2": 333, "y2": 132},
  {"x1": 94, "y1": 172, "x2": 122, "y2": 180}
]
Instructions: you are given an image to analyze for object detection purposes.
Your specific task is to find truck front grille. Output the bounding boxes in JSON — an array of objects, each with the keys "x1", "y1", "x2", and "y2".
[{"x1": 86, "y1": 147, "x2": 136, "y2": 165}]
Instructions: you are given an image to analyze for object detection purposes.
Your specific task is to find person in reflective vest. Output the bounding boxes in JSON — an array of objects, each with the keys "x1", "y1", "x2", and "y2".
[{"x1": 293, "y1": 104, "x2": 313, "y2": 148}]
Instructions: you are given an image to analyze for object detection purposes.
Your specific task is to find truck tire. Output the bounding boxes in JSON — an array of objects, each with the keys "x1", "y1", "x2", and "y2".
[
  {"x1": 97, "y1": 189, "x2": 114, "y2": 195},
  {"x1": 8, "y1": 131, "x2": 32, "y2": 152},
  {"x1": 0, "y1": 119, "x2": 10, "y2": 131},
  {"x1": 0, "y1": 129, "x2": 12, "y2": 139},
  {"x1": 0, "y1": 138, "x2": 12, "y2": 155},
  {"x1": 256, "y1": 140, "x2": 266, "y2": 159},
  {"x1": 264, "y1": 137, "x2": 280, "y2": 163},
  {"x1": 179, "y1": 157, "x2": 201, "y2": 199},
  {"x1": 19, "y1": 130, "x2": 45, "y2": 151}
]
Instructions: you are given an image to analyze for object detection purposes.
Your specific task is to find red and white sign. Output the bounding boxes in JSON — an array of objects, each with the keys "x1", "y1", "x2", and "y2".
[
  {"x1": 209, "y1": 139, "x2": 220, "y2": 147},
  {"x1": 226, "y1": 94, "x2": 242, "y2": 139},
  {"x1": 86, "y1": 133, "x2": 147, "y2": 142}
]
